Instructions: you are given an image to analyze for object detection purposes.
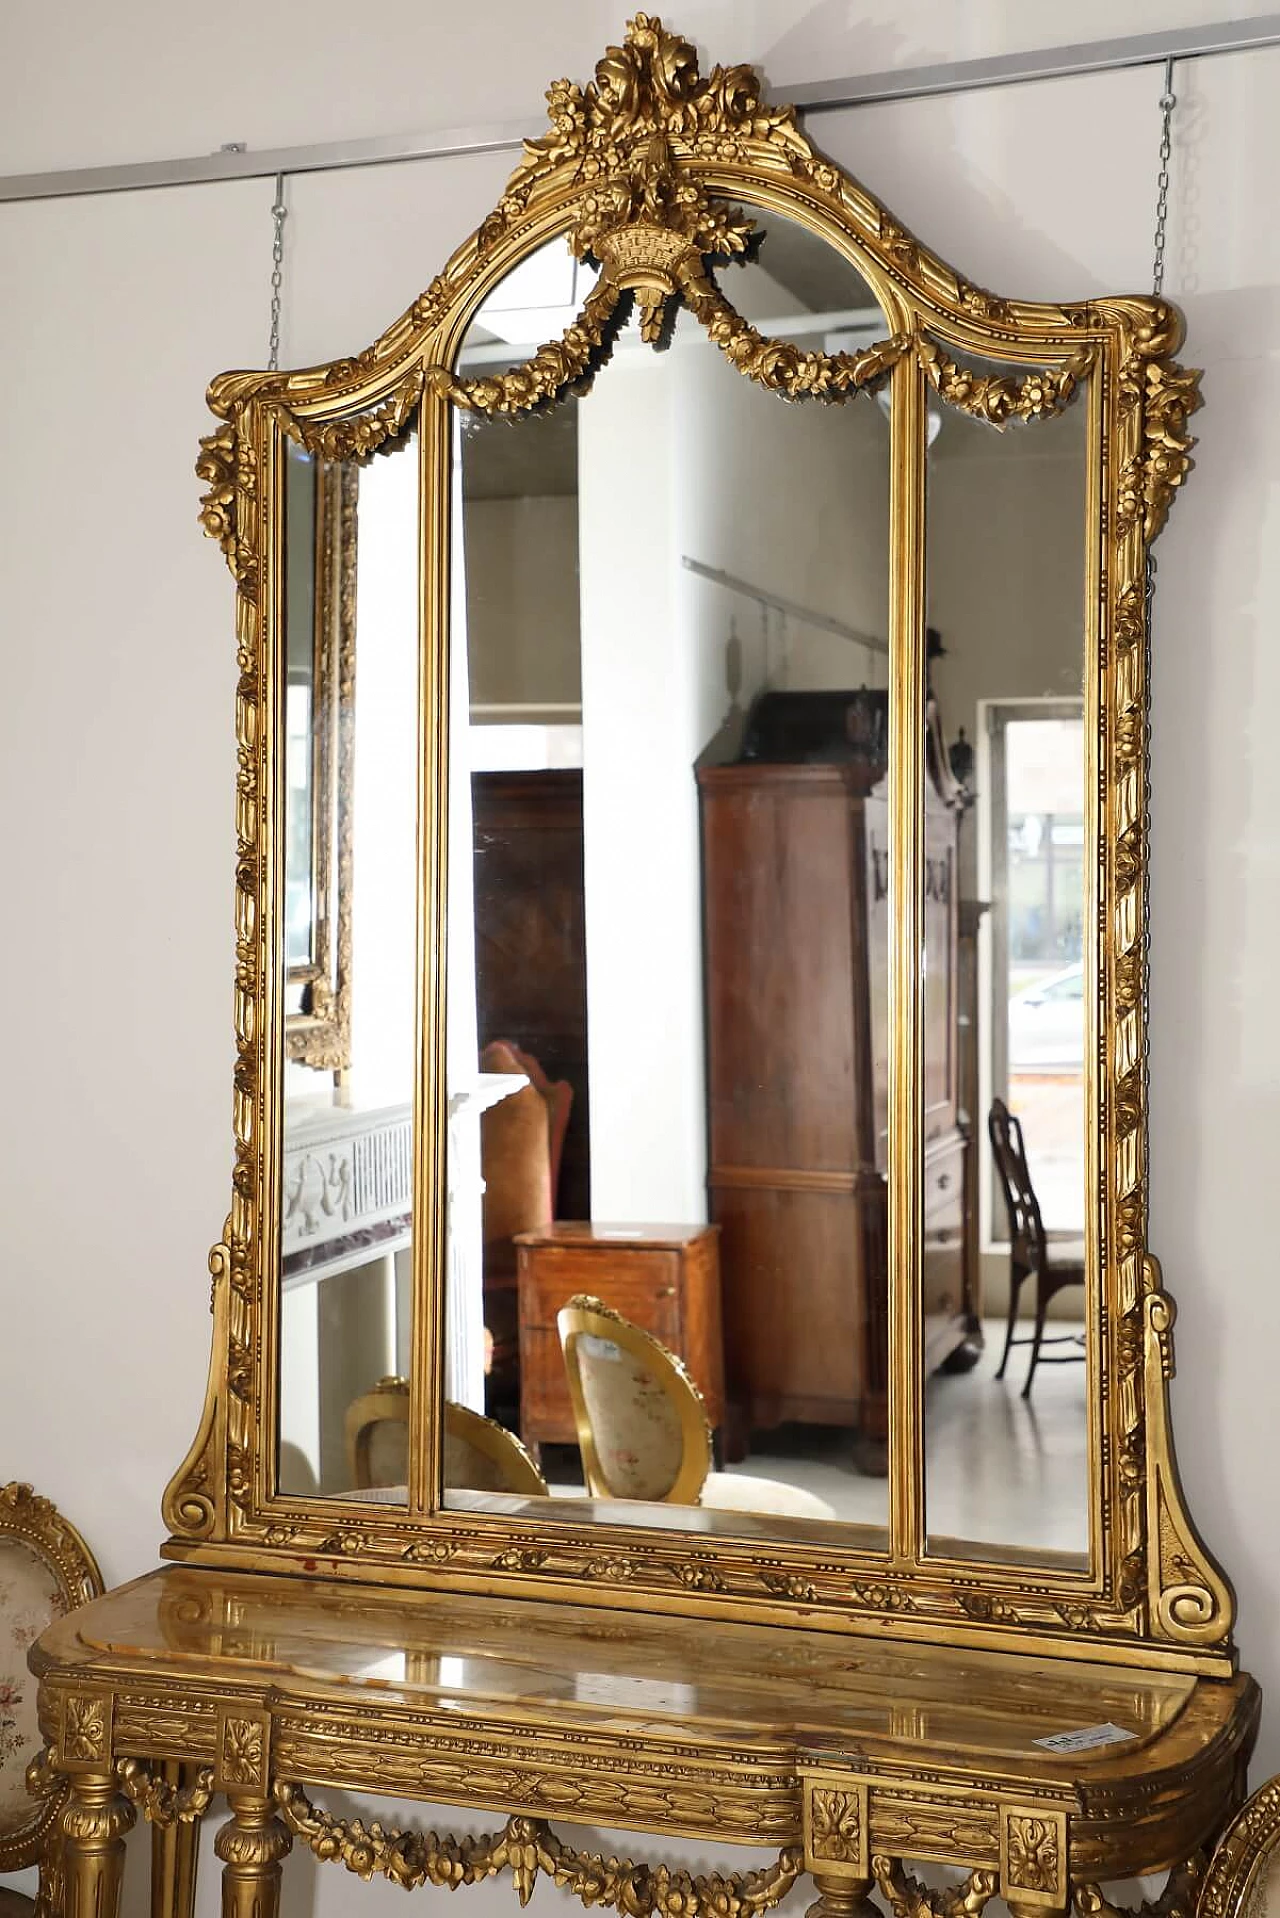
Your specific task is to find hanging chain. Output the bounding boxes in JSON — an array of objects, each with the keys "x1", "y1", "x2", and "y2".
[
  {"x1": 268, "y1": 171, "x2": 288, "y2": 372},
  {"x1": 1151, "y1": 57, "x2": 1176, "y2": 298},
  {"x1": 1146, "y1": 58, "x2": 1176, "y2": 613}
]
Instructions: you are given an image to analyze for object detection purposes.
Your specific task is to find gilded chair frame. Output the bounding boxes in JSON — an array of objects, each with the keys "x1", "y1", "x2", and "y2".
[
  {"x1": 443, "y1": 1403, "x2": 550, "y2": 1500},
  {"x1": 344, "y1": 1376, "x2": 411, "y2": 1492},
  {"x1": 171, "y1": 12, "x2": 1230, "y2": 1676},
  {"x1": 558, "y1": 1295, "x2": 713, "y2": 1506},
  {"x1": 0, "y1": 1483, "x2": 102, "y2": 1881}
]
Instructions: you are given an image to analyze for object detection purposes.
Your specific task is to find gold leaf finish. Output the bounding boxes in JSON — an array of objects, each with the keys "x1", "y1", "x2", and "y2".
[
  {"x1": 1199, "y1": 1778, "x2": 1280, "y2": 1918},
  {"x1": 171, "y1": 5, "x2": 1233, "y2": 1672},
  {"x1": 115, "y1": 1758, "x2": 215, "y2": 1828},
  {"x1": 810, "y1": 1790, "x2": 863, "y2": 1865},
  {"x1": 275, "y1": 1783, "x2": 802, "y2": 1914},
  {"x1": 916, "y1": 337, "x2": 1094, "y2": 424},
  {"x1": 1076, "y1": 1854, "x2": 1204, "y2": 1918},
  {"x1": 872, "y1": 1857, "x2": 999, "y2": 1918},
  {"x1": 1004, "y1": 1817, "x2": 1061, "y2": 1895}
]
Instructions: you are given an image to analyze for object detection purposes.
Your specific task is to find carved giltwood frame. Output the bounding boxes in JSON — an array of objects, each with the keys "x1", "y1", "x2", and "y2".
[
  {"x1": 0, "y1": 1482, "x2": 102, "y2": 1885},
  {"x1": 171, "y1": 13, "x2": 1232, "y2": 1675}
]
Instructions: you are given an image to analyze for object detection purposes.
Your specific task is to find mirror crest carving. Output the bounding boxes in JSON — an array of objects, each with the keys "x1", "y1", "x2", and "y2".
[{"x1": 174, "y1": 13, "x2": 1229, "y2": 1675}]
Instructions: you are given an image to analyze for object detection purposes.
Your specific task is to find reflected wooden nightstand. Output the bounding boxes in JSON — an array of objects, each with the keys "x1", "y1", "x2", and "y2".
[{"x1": 515, "y1": 1222, "x2": 724, "y2": 1453}]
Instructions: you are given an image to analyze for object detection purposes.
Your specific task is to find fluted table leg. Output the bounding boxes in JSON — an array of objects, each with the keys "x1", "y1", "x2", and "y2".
[
  {"x1": 61, "y1": 1772, "x2": 136, "y2": 1918},
  {"x1": 215, "y1": 1796, "x2": 292, "y2": 1918}
]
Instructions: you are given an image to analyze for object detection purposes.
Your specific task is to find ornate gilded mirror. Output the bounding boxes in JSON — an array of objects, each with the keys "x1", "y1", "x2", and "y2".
[{"x1": 171, "y1": 12, "x2": 1231, "y2": 1676}]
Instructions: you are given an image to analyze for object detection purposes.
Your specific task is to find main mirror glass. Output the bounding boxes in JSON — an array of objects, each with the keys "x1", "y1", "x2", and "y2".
[
  {"x1": 277, "y1": 433, "x2": 419, "y2": 1501},
  {"x1": 440, "y1": 214, "x2": 899, "y2": 1542},
  {"x1": 921, "y1": 360, "x2": 1092, "y2": 1566}
]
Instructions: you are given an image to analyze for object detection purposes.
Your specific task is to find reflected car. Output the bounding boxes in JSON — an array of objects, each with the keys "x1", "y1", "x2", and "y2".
[{"x1": 1008, "y1": 961, "x2": 1083, "y2": 1070}]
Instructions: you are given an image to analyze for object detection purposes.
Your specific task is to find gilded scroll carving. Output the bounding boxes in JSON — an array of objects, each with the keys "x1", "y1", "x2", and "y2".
[
  {"x1": 274, "y1": 1783, "x2": 802, "y2": 1912},
  {"x1": 1105, "y1": 300, "x2": 1202, "y2": 543}
]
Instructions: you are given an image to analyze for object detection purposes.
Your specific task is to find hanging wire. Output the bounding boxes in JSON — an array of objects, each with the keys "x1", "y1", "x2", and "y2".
[
  {"x1": 1146, "y1": 59, "x2": 1177, "y2": 615},
  {"x1": 268, "y1": 171, "x2": 288, "y2": 372}
]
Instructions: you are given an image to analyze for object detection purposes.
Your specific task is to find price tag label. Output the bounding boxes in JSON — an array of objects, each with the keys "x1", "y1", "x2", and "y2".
[{"x1": 1034, "y1": 1722, "x2": 1137, "y2": 1754}]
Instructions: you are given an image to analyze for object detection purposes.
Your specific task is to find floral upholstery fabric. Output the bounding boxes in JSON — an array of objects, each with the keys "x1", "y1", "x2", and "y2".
[
  {"x1": 0, "y1": 1538, "x2": 67, "y2": 1830},
  {"x1": 575, "y1": 1334, "x2": 685, "y2": 1500}
]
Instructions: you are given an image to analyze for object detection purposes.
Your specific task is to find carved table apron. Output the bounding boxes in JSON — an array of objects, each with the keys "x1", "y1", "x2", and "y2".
[{"x1": 31, "y1": 1567, "x2": 1257, "y2": 1918}]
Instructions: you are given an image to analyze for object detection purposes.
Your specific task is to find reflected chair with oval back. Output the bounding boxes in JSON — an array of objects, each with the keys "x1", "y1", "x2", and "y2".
[
  {"x1": 556, "y1": 1296, "x2": 836, "y2": 1522},
  {"x1": 988, "y1": 1098, "x2": 1087, "y2": 1398},
  {"x1": 441, "y1": 1404, "x2": 549, "y2": 1499},
  {"x1": 345, "y1": 1382, "x2": 550, "y2": 1499}
]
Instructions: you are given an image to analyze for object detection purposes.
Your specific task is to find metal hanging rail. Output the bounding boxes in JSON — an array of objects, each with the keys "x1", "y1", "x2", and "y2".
[
  {"x1": 682, "y1": 557, "x2": 889, "y2": 657},
  {"x1": 2, "y1": 16, "x2": 1278, "y2": 204}
]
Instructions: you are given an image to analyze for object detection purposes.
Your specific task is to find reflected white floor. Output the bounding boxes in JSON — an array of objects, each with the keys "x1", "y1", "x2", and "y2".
[
  {"x1": 538, "y1": 1318, "x2": 1089, "y2": 1559},
  {"x1": 712, "y1": 1318, "x2": 1090, "y2": 1558}
]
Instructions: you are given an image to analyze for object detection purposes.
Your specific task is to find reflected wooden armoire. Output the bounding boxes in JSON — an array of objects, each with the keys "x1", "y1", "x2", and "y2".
[{"x1": 698, "y1": 689, "x2": 978, "y2": 1466}]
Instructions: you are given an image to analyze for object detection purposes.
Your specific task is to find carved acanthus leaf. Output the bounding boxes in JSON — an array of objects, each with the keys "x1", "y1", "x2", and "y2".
[{"x1": 516, "y1": 14, "x2": 816, "y2": 194}]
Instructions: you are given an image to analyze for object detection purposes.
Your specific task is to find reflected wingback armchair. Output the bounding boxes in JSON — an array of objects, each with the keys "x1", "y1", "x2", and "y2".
[
  {"x1": 0, "y1": 1483, "x2": 103, "y2": 1918},
  {"x1": 557, "y1": 1296, "x2": 836, "y2": 1522},
  {"x1": 988, "y1": 1097, "x2": 1087, "y2": 1398},
  {"x1": 479, "y1": 1040, "x2": 573, "y2": 1397}
]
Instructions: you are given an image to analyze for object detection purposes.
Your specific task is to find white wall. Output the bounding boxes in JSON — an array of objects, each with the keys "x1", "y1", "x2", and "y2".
[
  {"x1": 579, "y1": 310, "x2": 889, "y2": 1221},
  {"x1": 464, "y1": 496, "x2": 581, "y2": 708},
  {"x1": 1, "y1": 12, "x2": 1279, "y2": 1917}
]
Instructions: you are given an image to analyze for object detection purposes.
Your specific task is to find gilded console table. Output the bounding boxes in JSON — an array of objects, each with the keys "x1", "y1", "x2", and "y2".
[{"x1": 33, "y1": 1569, "x2": 1257, "y2": 1918}]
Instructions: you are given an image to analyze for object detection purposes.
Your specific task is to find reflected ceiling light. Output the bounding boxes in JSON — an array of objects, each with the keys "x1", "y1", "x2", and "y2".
[{"x1": 471, "y1": 251, "x2": 600, "y2": 346}]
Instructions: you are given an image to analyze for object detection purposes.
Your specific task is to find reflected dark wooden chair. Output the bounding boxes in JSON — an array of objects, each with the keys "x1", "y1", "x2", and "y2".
[
  {"x1": 988, "y1": 1098, "x2": 1086, "y2": 1399},
  {"x1": 479, "y1": 1039, "x2": 573, "y2": 1404}
]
